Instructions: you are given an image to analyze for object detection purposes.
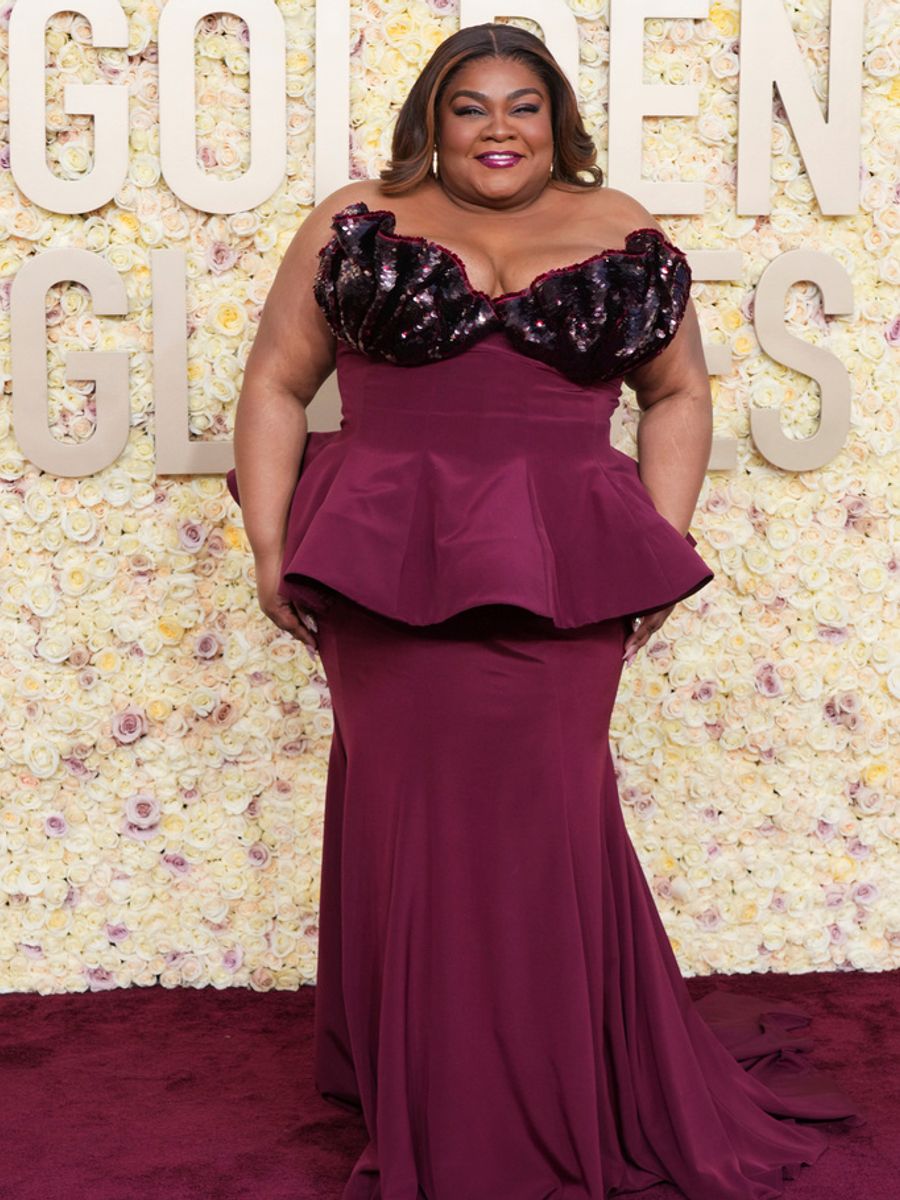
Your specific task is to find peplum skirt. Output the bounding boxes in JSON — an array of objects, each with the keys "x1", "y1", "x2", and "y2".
[
  {"x1": 311, "y1": 591, "x2": 862, "y2": 1200},
  {"x1": 228, "y1": 339, "x2": 861, "y2": 1196}
]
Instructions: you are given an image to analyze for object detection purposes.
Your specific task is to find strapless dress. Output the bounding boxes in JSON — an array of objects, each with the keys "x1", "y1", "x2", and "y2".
[
  {"x1": 226, "y1": 202, "x2": 863, "y2": 1200},
  {"x1": 226, "y1": 200, "x2": 715, "y2": 629}
]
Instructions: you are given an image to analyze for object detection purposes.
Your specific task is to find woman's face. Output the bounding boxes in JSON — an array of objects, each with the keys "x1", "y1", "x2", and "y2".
[{"x1": 434, "y1": 55, "x2": 554, "y2": 208}]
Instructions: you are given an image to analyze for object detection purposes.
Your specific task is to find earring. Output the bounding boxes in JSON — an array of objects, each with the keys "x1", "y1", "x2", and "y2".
[{"x1": 432, "y1": 145, "x2": 439, "y2": 176}]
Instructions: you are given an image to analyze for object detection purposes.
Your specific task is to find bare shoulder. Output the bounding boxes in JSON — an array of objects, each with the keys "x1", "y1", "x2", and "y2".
[
  {"x1": 315, "y1": 178, "x2": 387, "y2": 216},
  {"x1": 293, "y1": 180, "x2": 381, "y2": 252},
  {"x1": 574, "y1": 185, "x2": 667, "y2": 240}
]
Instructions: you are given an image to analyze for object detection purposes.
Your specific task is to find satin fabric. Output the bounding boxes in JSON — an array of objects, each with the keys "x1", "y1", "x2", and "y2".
[
  {"x1": 226, "y1": 336, "x2": 714, "y2": 630},
  {"x1": 312, "y1": 593, "x2": 861, "y2": 1200},
  {"x1": 224, "y1": 213, "x2": 861, "y2": 1197}
]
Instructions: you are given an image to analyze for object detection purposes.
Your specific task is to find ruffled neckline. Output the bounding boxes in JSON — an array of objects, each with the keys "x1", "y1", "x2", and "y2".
[{"x1": 319, "y1": 201, "x2": 685, "y2": 309}]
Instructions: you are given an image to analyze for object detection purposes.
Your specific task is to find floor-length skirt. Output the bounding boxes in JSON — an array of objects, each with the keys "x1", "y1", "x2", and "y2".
[{"x1": 311, "y1": 592, "x2": 862, "y2": 1200}]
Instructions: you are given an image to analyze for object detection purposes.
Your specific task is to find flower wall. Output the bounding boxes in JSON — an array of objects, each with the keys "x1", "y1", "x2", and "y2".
[{"x1": 0, "y1": 0, "x2": 896, "y2": 994}]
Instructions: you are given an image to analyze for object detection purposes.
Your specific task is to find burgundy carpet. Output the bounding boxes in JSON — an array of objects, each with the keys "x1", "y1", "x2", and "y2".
[{"x1": 0, "y1": 969, "x2": 895, "y2": 1200}]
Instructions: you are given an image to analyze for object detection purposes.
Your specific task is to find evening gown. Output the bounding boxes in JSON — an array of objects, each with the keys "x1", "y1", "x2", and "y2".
[{"x1": 226, "y1": 201, "x2": 862, "y2": 1199}]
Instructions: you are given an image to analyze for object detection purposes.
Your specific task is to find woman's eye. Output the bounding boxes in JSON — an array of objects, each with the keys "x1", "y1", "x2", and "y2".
[{"x1": 453, "y1": 105, "x2": 540, "y2": 116}]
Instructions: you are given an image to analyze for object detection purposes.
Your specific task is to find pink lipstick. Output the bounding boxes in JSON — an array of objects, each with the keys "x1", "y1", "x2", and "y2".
[{"x1": 476, "y1": 152, "x2": 523, "y2": 169}]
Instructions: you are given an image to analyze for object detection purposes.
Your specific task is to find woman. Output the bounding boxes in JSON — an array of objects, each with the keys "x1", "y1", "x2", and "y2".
[{"x1": 227, "y1": 23, "x2": 861, "y2": 1200}]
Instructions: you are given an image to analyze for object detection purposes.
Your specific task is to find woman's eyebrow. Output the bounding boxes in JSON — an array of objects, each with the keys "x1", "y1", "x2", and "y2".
[{"x1": 447, "y1": 87, "x2": 544, "y2": 103}]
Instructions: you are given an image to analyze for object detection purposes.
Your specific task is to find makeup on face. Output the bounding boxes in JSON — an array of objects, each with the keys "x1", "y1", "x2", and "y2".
[
  {"x1": 436, "y1": 59, "x2": 553, "y2": 191},
  {"x1": 475, "y1": 151, "x2": 524, "y2": 169}
]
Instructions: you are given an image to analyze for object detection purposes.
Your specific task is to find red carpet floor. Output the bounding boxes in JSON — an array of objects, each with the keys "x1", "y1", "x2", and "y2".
[{"x1": 0, "y1": 969, "x2": 895, "y2": 1200}]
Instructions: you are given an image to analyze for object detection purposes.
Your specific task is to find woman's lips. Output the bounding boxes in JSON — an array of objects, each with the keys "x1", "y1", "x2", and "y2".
[{"x1": 476, "y1": 153, "x2": 523, "y2": 169}]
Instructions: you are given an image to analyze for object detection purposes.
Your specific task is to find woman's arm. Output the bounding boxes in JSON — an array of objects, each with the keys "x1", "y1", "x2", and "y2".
[
  {"x1": 625, "y1": 296, "x2": 712, "y2": 540},
  {"x1": 231, "y1": 182, "x2": 374, "y2": 648},
  {"x1": 600, "y1": 189, "x2": 712, "y2": 539},
  {"x1": 231, "y1": 187, "x2": 361, "y2": 566}
]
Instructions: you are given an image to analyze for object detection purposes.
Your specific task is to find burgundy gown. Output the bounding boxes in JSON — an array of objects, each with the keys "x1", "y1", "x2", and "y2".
[{"x1": 227, "y1": 201, "x2": 863, "y2": 1200}]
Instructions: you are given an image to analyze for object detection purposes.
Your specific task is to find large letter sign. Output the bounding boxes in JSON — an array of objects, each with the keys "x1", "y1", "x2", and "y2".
[{"x1": 9, "y1": 0, "x2": 130, "y2": 214}]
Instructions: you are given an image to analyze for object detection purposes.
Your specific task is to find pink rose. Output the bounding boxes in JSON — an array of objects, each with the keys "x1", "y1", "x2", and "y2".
[
  {"x1": 122, "y1": 819, "x2": 159, "y2": 842},
  {"x1": 62, "y1": 757, "x2": 93, "y2": 778},
  {"x1": 633, "y1": 796, "x2": 658, "y2": 819},
  {"x1": 818, "y1": 625, "x2": 849, "y2": 643},
  {"x1": 696, "y1": 907, "x2": 722, "y2": 930},
  {"x1": 163, "y1": 853, "x2": 191, "y2": 876},
  {"x1": 85, "y1": 966, "x2": 117, "y2": 991},
  {"x1": 112, "y1": 706, "x2": 148, "y2": 744},
  {"x1": 223, "y1": 946, "x2": 244, "y2": 972},
  {"x1": 207, "y1": 241, "x2": 240, "y2": 275},
  {"x1": 178, "y1": 520, "x2": 207, "y2": 552},
  {"x1": 248, "y1": 842, "x2": 271, "y2": 869},
  {"x1": 211, "y1": 701, "x2": 235, "y2": 726},
  {"x1": 754, "y1": 661, "x2": 782, "y2": 697},
  {"x1": 195, "y1": 631, "x2": 223, "y2": 660},
  {"x1": 125, "y1": 793, "x2": 160, "y2": 829}
]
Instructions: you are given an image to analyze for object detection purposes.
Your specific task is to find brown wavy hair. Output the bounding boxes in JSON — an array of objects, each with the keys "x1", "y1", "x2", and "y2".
[{"x1": 378, "y1": 23, "x2": 603, "y2": 194}]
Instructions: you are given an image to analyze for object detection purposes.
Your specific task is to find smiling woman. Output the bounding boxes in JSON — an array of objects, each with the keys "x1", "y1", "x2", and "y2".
[
  {"x1": 436, "y1": 76, "x2": 553, "y2": 188},
  {"x1": 227, "y1": 19, "x2": 863, "y2": 1200},
  {"x1": 379, "y1": 21, "x2": 602, "y2": 195}
]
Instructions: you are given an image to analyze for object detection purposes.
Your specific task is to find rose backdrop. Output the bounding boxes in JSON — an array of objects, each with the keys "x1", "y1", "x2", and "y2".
[{"x1": 0, "y1": 0, "x2": 897, "y2": 993}]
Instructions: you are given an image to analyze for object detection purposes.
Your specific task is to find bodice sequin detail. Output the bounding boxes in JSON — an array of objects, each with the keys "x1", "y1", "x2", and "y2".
[
  {"x1": 313, "y1": 201, "x2": 692, "y2": 385},
  {"x1": 226, "y1": 199, "x2": 714, "y2": 630}
]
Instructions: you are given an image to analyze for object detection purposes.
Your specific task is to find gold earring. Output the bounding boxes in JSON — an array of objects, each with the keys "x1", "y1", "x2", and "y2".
[{"x1": 432, "y1": 145, "x2": 439, "y2": 176}]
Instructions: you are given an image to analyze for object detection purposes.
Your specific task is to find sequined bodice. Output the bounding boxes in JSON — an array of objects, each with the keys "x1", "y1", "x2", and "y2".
[{"x1": 313, "y1": 201, "x2": 692, "y2": 385}]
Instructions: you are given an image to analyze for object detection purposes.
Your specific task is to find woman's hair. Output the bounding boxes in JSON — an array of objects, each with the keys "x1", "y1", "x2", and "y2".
[{"x1": 378, "y1": 23, "x2": 603, "y2": 194}]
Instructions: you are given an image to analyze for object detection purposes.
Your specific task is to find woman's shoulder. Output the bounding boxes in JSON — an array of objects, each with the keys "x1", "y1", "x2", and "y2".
[
  {"x1": 296, "y1": 181, "x2": 389, "y2": 254},
  {"x1": 310, "y1": 180, "x2": 408, "y2": 228},
  {"x1": 560, "y1": 184, "x2": 667, "y2": 243}
]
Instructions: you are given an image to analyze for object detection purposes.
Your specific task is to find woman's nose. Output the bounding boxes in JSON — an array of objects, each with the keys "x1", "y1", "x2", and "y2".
[{"x1": 481, "y1": 115, "x2": 515, "y2": 140}]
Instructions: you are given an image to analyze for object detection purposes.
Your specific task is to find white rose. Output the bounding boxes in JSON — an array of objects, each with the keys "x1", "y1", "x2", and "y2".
[
  {"x1": 56, "y1": 140, "x2": 93, "y2": 177},
  {"x1": 125, "y1": 145, "x2": 163, "y2": 189}
]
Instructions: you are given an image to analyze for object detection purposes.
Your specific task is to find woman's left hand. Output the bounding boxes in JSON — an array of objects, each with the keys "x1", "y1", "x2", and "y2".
[{"x1": 623, "y1": 603, "x2": 675, "y2": 666}]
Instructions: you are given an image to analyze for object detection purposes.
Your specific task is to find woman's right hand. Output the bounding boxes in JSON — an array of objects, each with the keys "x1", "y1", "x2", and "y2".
[{"x1": 254, "y1": 551, "x2": 319, "y2": 653}]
